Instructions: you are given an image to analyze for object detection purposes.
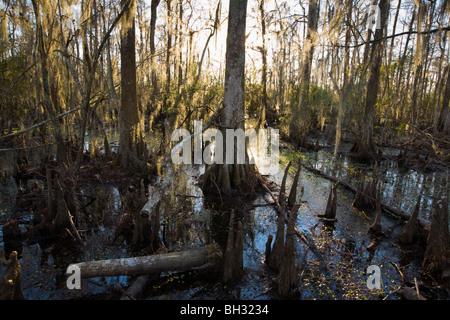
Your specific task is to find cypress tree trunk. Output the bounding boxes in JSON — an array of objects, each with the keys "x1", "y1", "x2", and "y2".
[
  {"x1": 258, "y1": 0, "x2": 268, "y2": 129},
  {"x1": 118, "y1": 0, "x2": 146, "y2": 170},
  {"x1": 438, "y1": 65, "x2": 450, "y2": 134},
  {"x1": 422, "y1": 178, "x2": 449, "y2": 279},
  {"x1": 147, "y1": 0, "x2": 161, "y2": 132},
  {"x1": 31, "y1": 0, "x2": 67, "y2": 165},
  {"x1": 201, "y1": 0, "x2": 257, "y2": 197},
  {"x1": 276, "y1": 205, "x2": 299, "y2": 297},
  {"x1": 357, "y1": 0, "x2": 389, "y2": 160}
]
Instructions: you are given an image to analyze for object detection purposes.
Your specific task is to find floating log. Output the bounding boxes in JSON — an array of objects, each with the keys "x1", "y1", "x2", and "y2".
[{"x1": 71, "y1": 244, "x2": 221, "y2": 279}]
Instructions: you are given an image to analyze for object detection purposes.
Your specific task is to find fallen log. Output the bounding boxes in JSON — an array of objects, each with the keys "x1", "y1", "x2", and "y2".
[
  {"x1": 70, "y1": 244, "x2": 221, "y2": 279},
  {"x1": 301, "y1": 164, "x2": 430, "y2": 229}
]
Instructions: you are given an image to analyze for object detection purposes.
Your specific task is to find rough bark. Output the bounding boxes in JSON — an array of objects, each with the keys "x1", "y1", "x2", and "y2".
[
  {"x1": 399, "y1": 193, "x2": 422, "y2": 245},
  {"x1": 201, "y1": 0, "x2": 257, "y2": 196},
  {"x1": 359, "y1": 0, "x2": 389, "y2": 159},
  {"x1": 31, "y1": 0, "x2": 67, "y2": 164},
  {"x1": 422, "y1": 178, "x2": 449, "y2": 279},
  {"x1": 353, "y1": 177, "x2": 378, "y2": 210},
  {"x1": 139, "y1": 163, "x2": 174, "y2": 250},
  {"x1": 333, "y1": 0, "x2": 352, "y2": 156},
  {"x1": 118, "y1": 0, "x2": 145, "y2": 170},
  {"x1": 276, "y1": 201, "x2": 299, "y2": 296},
  {"x1": 223, "y1": 210, "x2": 244, "y2": 282},
  {"x1": 267, "y1": 162, "x2": 290, "y2": 271},
  {"x1": 0, "y1": 251, "x2": 24, "y2": 300},
  {"x1": 287, "y1": 163, "x2": 301, "y2": 208},
  {"x1": 263, "y1": 162, "x2": 303, "y2": 295},
  {"x1": 258, "y1": 0, "x2": 268, "y2": 129},
  {"x1": 320, "y1": 183, "x2": 337, "y2": 221},
  {"x1": 71, "y1": 244, "x2": 221, "y2": 279},
  {"x1": 438, "y1": 64, "x2": 450, "y2": 134}
]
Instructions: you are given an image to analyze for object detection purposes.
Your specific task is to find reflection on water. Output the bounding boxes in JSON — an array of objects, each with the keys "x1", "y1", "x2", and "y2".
[
  {"x1": 0, "y1": 137, "x2": 448, "y2": 300},
  {"x1": 304, "y1": 146, "x2": 448, "y2": 225}
]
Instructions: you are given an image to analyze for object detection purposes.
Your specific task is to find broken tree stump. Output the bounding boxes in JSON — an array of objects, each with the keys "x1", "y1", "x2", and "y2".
[
  {"x1": 140, "y1": 164, "x2": 174, "y2": 250},
  {"x1": 264, "y1": 161, "x2": 304, "y2": 296},
  {"x1": 319, "y1": 183, "x2": 337, "y2": 222},
  {"x1": 0, "y1": 251, "x2": 24, "y2": 300},
  {"x1": 124, "y1": 184, "x2": 150, "y2": 247},
  {"x1": 287, "y1": 161, "x2": 301, "y2": 208},
  {"x1": 353, "y1": 178, "x2": 378, "y2": 211},
  {"x1": 263, "y1": 167, "x2": 332, "y2": 281},
  {"x1": 70, "y1": 244, "x2": 221, "y2": 279},
  {"x1": 276, "y1": 200, "x2": 299, "y2": 297},
  {"x1": 266, "y1": 162, "x2": 291, "y2": 271},
  {"x1": 398, "y1": 193, "x2": 422, "y2": 245}
]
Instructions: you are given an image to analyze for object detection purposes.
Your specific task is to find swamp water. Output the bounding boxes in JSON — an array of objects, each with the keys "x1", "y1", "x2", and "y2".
[{"x1": 0, "y1": 139, "x2": 448, "y2": 299}]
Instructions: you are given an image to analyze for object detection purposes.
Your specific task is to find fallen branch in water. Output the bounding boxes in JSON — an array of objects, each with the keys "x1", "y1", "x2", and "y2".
[{"x1": 301, "y1": 163, "x2": 430, "y2": 229}]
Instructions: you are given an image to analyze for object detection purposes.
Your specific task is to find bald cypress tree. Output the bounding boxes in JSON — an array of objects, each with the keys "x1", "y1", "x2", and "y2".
[
  {"x1": 201, "y1": 0, "x2": 258, "y2": 196},
  {"x1": 354, "y1": 0, "x2": 389, "y2": 160},
  {"x1": 118, "y1": 0, "x2": 146, "y2": 170}
]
